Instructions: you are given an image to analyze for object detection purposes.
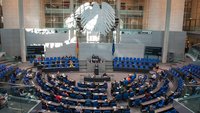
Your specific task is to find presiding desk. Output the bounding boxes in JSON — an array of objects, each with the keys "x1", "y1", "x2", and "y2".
[{"x1": 84, "y1": 75, "x2": 111, "y2": 82}]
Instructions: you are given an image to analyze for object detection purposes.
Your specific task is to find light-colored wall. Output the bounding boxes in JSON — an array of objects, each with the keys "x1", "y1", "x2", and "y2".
[
  {"x1": 0, "y1": 29, "x2": 21, "y2": 56},
  {"x1": 25, "y1": 31, "x2": 145, "y2": 60},
  {"x1": 2, "y1": 0, "x2": 43, "y2": 28},
  {"x1": 170, "y1": 0, "x2": 185, "y2": 31},
  {"x1": 1, "y1": 29, "x2": 186, "y2": 61},
  {"x1": 24, "y1": 0, "x2": 41, "y2": 28},
  {"x1": 44, "y1": 43, "x2": 145, "y2": 60},
  {"x1": 143, "y1": 0, "x2": 185, "y2": 31},
  {"x1": 121, "y1": 31, "x2": 187, "y2": 59},
  {"x1": 2, "y1": 0, "x2": 19, "y2": 28}
]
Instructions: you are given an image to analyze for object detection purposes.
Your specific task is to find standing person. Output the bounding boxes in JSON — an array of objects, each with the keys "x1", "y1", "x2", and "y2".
[{"x1": 75, "y1": 103, "x2": 83, "y2": 113}]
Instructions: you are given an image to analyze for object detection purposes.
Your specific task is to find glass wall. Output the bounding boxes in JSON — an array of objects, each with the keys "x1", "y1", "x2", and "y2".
[
  {"x1": 120, "y1": 0, "x2": 144, "y2": 29},
  {"x1": 45, "y1": 0, "x2": 71, "y2": 28},
  {"x1": 183, "y1": 0, "x2": 200, "y2": 31},
  {"x1": 44, "y1": 0, "x2": 144, "y2": 29}
]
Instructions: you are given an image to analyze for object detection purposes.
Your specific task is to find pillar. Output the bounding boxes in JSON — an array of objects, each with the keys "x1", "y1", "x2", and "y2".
[
  {"x1": 18, "y1": 0, "x2": 26, "y2": 62},
  {"x1": 70, "y1": 0, "x2": 74, "y2": 12},
  {"x1": 116, "y1": 0, "x2": 121, "y2": 43},
  {"x1": 162, "y1": 0, "x2": 171, "y2": 63}
]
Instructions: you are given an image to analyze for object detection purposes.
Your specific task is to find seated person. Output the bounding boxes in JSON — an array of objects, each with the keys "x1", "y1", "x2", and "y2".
[
  {"x1": 75, "y1": 103, "x2": 83, "y2": 113},
  {"x1": 76, "y1": 93, "x2": 84, "y2": 99},
  {"x1": 0, "y1": 95, "x2": 7, "y2": 107},
  {"x1": 19, "y1": 89, "x2": 29, "y2": 97},
  {"x1": 103, "y1": 73, "x2": 107, "y2": 77},
  {"x1": 69, "y1": 60, "x2": 74, "y2": 68},
  {"x1": 55, "y1": 95, "x2": 62, "y2": 103}
]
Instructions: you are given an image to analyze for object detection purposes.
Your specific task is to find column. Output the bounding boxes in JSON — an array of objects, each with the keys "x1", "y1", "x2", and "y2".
[
  {"x1": 116, "y1": 0, "x2": 121, "y2": 43},
  {"x1": 70, "y1": 0, "x2": 74, "y2": 12},
  {"x1": 162, "y1": 0, "x2": 171, "y2": 63},
  {"x1": 18, "y1": 0, "x2": 26, "y2": 62}
]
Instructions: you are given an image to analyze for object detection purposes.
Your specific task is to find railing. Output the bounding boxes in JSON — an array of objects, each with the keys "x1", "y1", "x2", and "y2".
[
  {"x1": 173, "y1": 85, "x2": 200, "y2": 113},
  {"x1": 186, "y1": 46, "x2": 200, "y2": 61},
  {"x1": 0, "y1": 82, "x2": 41, "y2": 113}
]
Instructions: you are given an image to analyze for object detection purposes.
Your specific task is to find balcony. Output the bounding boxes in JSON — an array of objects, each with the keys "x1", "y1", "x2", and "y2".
[{"x1": 45, "y1": 8, "x2": 71, "y2": 14}]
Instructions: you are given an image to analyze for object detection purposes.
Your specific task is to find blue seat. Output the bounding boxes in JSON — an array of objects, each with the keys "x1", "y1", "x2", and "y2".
[
  {"x1": 93, "y1": 95, "x2": 99, "y2": 100},
  {"x1": 124, "y1": 110, "x2": 131, "y2": 113},
  {"x1": 104, "y1": 110, "x2": 111, "y2": 113},
  {"x1": 93, "y1": 100, "x2": 99, "y2": 107},
  {"x1": 48, "y1": 105, "x2": 56, "y2": 111},
  {"x1": 115, "y1": 93, "x2": 122, "y2": 100},
  {"x1": 101, "y1": 95, "x2": 107, "y2": 100},
  {"x1": 102, "y1": 102, "x2": 109, "y2": 107},
  {"x1": 94, "y1": 110, "x2": 101, "y2": 113},
  {"x1": 56, "y1": 106, "x2": 63, "y2": 112},
  {"x1": 123, "y1": 92, "x2": 129, "y2": 100},
  {"x1": 110, "y1": 102, "x2": 117, "y2": 106},
  {"x1": 63, "y1": 109, "x2": 72, "y2": 113},
  {"x1": 84, "y1": 110, "x2": 91, "y2": 113}
]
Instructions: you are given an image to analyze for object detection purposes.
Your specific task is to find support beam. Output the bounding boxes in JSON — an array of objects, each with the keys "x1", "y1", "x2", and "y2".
[
  {"x1": 18, "y1": 0, "x2": 26, "y2": 62},
  {"x1": 116, "y1": 0, "x2": 121, "y2": 43},
  {"x1": 162, "y1": 0, "x2": 171, "y2": 63},
  {"x1": 70, "y1": 0, "x2": 74, "y2": 12}
]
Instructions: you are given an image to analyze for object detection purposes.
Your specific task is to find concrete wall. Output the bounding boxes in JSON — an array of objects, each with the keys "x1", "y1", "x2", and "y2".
[
  {"x1": 0, "y1": 29, "x2": 21, "y2": 56},
  {"x1": 2, "y1": 0, "x2": 43, "y2": 28},
  {"x1": 44, "y1": 43, "x2": 145, "y2": 60},
  {"x1": 25, "y1": 31, "x2": 145, "y2": 60},
  {"x1": 2, "y1": 0, "x2": 19, "y2": 28},
  {"x1": 121, "y1": 31, "x2": 187, "y2": 59},
  {"x1": 143, "y1": 0, "x2": 185, "y2": 31},
  {"x1": 0, "y1": 29, "x2": 186, "y2": 61}
]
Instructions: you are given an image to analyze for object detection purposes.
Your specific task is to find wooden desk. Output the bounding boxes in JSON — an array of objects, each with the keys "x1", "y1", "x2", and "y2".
[
  {"x1": 150, "y1": 80, "x2": 164, "y2": 94},
  {"x1": 141, "y1": 96, "x2": 165, "y2": 106},
  {"x1": 43, "y1": 100, "x2": 128, "y2": 111},
  {"x1": 129, "y1": 80, "x2": 164, "y2": 101},
  {"x1": 52, "y1": 83, "x2": 107, "y2": 96},
  {"x1": 44, "y1": 78, "x2": 107, "y2": 96},
  {"x1": 154, "y1": 104, "x2": 173, "y2": 113},
  {"x1": 129, "y1": 94, "x2": 145, "y2": 101},
  {"x1": 36, "y1": 84, "x2": 108, "y2": 103}
]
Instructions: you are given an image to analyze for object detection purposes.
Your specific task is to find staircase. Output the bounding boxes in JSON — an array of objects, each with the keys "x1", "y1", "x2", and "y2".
[
  {"x1": 105, "y1": 60, "x2": 113, "y2": 72},
  {"x1": 79, "y1": 60, "x2": 87, "y2": 72},
  {"x1": 86, "y1": 61, "x2": 106, "y2": 73},
  {"x1": 0, "y1": 56, "x2": 17, "y2": 67},
  {"x1": 79, "y1": 59, "x2": 113, "y2": 73}
]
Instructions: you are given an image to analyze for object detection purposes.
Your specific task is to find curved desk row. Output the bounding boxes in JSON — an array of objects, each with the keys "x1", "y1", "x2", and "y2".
[
  {"x1": 42, "y1": 99, "x2": 129, "y2": 111},
  {"x1": 35, "y1": 82, "x2": 109, "y2": 103}
]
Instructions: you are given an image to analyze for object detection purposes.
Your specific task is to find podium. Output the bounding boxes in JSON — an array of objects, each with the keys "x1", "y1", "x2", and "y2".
[{"x1": 94, "y1": 64, "x2": 99, "y2": 75}]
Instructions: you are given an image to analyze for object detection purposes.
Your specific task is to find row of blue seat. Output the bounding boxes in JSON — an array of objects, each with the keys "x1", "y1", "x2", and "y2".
[
  {"x1": 37, "y1": 75, "x2": 107, "y2": 100},
  {"x1": 42, "y1": 103, "x2": 130, "y2": 113},
  {"x1": 77, "y1": 82, "x2": 108, "y2": 89},
  {"x1": 35, "y1": 74, "x2": 131, "y2": 112},
  {"x1": 0, "y1": 66, "x2": 14, "y2": 79},
  {"x1": 44, "y1": 63, "x2": 79, "y2": 68},
  {"x1": 113, "y1": 57, "x2": 160, "y2": 63},
  {"x1": 44, "y1": 56, "x2": 78, "y2": 61}
]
